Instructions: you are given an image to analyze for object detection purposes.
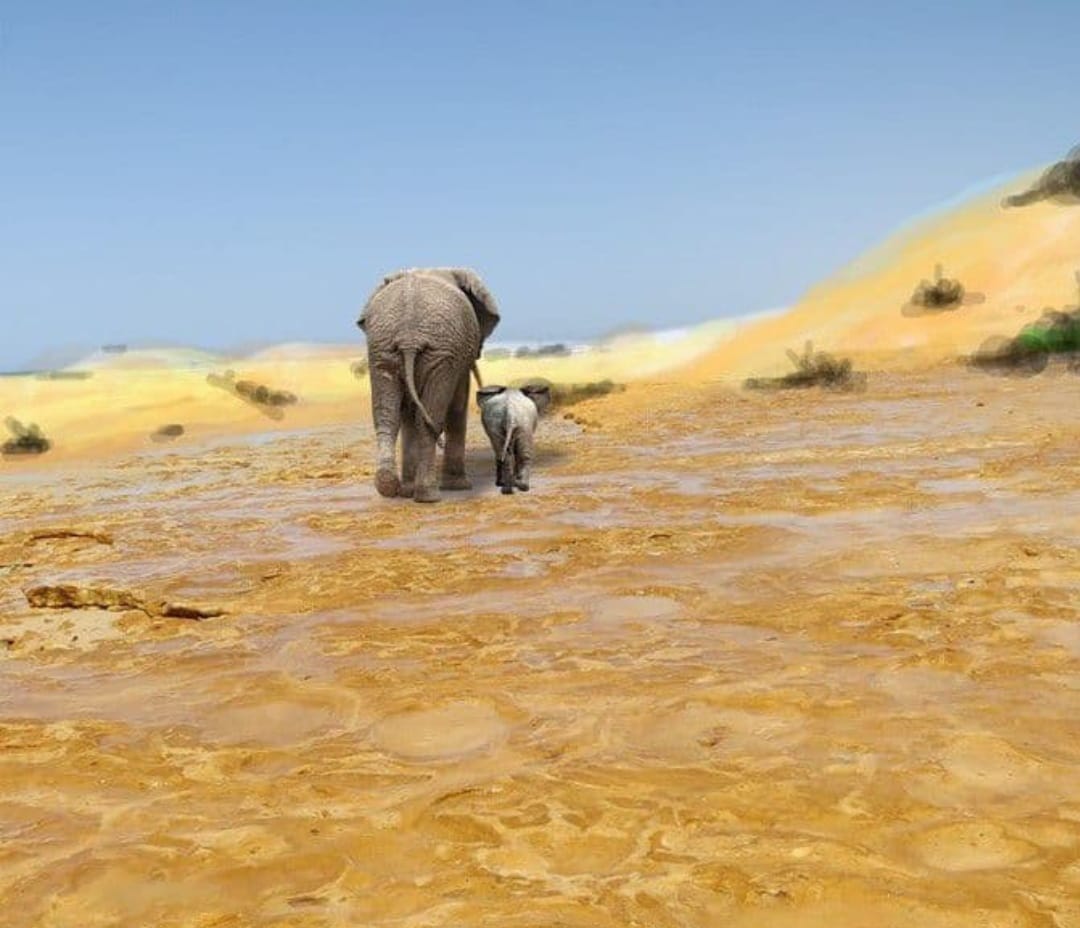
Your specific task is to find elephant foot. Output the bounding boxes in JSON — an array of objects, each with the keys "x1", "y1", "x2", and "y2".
[
  {"x1": 439, "y1": 474, "x2": 472, "y2": 491},
  {"x1": 500, "y1": 484, "x2": 514, "y2": 495},
  {"x1": 514, "y1": 480, "x2": 530, "y2": 492},
  {"x1": 399, "y1": 481, "x2": 415, "y2": 498},
  {"x1": 414, "y1": 484, "x2": 441, "y2": 504},
  {"x1": 375, "y1": 468, "x2": 401, "y2": 498}
]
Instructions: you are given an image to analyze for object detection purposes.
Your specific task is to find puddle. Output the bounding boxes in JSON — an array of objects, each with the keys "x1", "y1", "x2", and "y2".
[
  {"x1": 586, "y1": 594, "x2": 682, "y2": 628},
  {"x1": 550, "y1": 506, "x2": 642, "y2": 529},
  {"x1": 919, "y1": 476, "x2": 993, "y2": 496},
  {"x1": 372, "y1": 702, "x2": 509, "y2": 763},
  {"x1": 198, "y1": 695, "x2": 360, "y2": 747},
  {"x1": 467, "y1": 527, "x2": 565, "y2": 548}
]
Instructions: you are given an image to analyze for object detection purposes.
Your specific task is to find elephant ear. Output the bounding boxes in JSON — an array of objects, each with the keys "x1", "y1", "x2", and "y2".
[
  {"x1": 521, "y1": 383, "x2": 552, "y2": 416},
  {"x1": 435, "y1": 268, "x2": 501, "y2": 341},
  {"x1": 356, "y1": 268, "x2": 417, "y2": 330},
  {"x1": 476, "y1": 384, "x2": 506, "y2": 408}
]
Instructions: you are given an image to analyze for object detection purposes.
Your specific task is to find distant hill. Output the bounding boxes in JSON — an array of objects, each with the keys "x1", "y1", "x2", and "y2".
[{"x1": 684, "y1": 161, "x2": 1080, "y2": 381}]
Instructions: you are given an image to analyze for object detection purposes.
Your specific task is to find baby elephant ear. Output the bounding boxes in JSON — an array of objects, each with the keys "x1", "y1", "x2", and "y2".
[
  {"x1": 521, "y1": 383, "x2": 552, "y2": 414},
  {"x1": 476, "y1": 385, "x2": 506, "y2": 407}
]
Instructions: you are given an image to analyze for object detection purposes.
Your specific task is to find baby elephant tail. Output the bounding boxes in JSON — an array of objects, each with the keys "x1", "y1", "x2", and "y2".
[
  {"x1": 501, "y1": 424, "x2": 517, "y2": 463},
  {"x1": 499, "y1": 424, "x2": 517, "y2": 494}
]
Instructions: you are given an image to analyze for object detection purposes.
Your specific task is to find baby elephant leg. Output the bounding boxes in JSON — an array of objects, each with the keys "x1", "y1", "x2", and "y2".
[
  {"x1": 489, "y1": 430, "x2": 507, "y2": 488},
  {"x1": 513, "y1": 434, "x2": 533, "y2": 491},
  {"x1": 500, "y1": 450, "x2": 515, "y2": 494}
]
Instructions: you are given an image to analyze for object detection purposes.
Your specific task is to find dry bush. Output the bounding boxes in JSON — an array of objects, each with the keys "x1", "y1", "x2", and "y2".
[
  {"x1": 1002, "y1": 145, "x2": 1080, "y2": 208},
  {"x1": 207, "y1": 370, "x2": 298, "y2": 412},
  {"x1": 909, "y1": 264, "x2": 964, "y2": 310},
  {"x1": 2, "y1": 417, "x2": 51, "y2": 456},
  {"x1": 744, "y1": 341, "x2": 867, "y2": 392}
]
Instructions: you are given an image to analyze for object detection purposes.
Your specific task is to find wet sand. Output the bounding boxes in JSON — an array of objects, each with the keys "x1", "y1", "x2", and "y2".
[{"x1": 1, "y1": 365, "x2": 1078, "y2": 927}]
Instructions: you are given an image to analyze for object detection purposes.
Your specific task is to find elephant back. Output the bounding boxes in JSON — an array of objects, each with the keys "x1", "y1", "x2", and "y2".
[{"x1": 358, "y1": 267, "x2": 500, "y2": 351}]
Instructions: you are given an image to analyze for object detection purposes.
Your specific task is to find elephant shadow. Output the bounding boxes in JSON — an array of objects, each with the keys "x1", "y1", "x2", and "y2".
[{"x1": 458, "y1": 444, "x2": 574, "y2": 498}]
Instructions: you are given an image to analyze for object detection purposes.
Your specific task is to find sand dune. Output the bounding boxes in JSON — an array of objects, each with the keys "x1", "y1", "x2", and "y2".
[
  {"x1": 0, "y1": 321, "x2": 744, "y2": 466},
  {"x1": 683, "y1": 168, "x2": 1080, "y2": 383}
]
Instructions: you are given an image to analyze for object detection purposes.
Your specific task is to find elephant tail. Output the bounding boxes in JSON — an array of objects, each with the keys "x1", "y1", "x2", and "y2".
[
  {"x1": 401, "y1": 348, "x2": 445, "y2": 447},
  {"x1": 500, "y1": 423, "x2": 517, "y2": 463}
]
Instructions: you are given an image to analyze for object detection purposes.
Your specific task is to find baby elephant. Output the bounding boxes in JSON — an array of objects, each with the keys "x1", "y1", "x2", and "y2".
[{"x1": 476, "y1": 384, "x2": 551, "y2": 494}]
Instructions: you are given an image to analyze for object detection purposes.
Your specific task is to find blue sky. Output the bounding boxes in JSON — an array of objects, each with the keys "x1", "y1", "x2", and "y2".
[{"x1": 1, "y1": 1, "x2": 1078, "y2": 368}]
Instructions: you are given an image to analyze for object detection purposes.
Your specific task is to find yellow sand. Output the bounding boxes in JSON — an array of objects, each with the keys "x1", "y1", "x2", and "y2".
[{"x1": 682, "y1": 168, "x2": 1080, "y2": 382}]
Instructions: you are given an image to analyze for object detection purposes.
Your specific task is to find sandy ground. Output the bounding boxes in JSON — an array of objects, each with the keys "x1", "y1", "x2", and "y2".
[{"x1": 1, "y1": 355, "x2": 1078, "y2": 926}]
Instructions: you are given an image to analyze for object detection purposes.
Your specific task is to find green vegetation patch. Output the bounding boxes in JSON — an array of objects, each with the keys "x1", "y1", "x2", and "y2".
[{"x1": 970, "y1": 307, "x2": 1080, "y2": 375}]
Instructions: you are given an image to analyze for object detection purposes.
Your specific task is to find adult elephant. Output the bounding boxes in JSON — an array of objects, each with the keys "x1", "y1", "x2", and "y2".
[{"x1": 357, "y1": 267, "x2": 501, "y2": 503}]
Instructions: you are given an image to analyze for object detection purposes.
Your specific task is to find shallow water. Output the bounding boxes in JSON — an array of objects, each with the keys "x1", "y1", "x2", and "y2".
[{"x1": 0, "y1": 369, "x2": 1078, "y2": 927}]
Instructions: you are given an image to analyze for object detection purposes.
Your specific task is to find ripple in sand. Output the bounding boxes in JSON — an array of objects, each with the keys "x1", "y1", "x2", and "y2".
[{"x1": 372, "y1": 701, "x2": 508, "y2": 763}]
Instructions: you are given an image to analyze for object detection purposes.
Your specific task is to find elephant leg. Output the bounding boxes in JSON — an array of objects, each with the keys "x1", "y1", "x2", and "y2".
[
  {"x1": 412, "y1": 359, "x2": 456, "y2": 503},
  {"x1": 488, "y1": 431, "x2": 506, "y2": 486},
  {"x1": 514, "y1": 434, "x2": 533, "y2": 491},
  {"x1": 501, "y1": 448, "x2": 515, "y2": 495},
  {"x1": 412, "y1": 425, "x2": 441, "y2": 503},
  {"x1": 370, "y1": 369, "x2": 403, "y2": 498},
  {"x1": 439, "y1": 368, "x2": 472, "y2": 491},
  {"x1": 399, "y1": 411, "x2": 418, "y2": 498}
]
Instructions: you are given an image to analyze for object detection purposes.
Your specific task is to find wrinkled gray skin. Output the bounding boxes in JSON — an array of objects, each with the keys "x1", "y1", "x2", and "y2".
[
  {"x1": 358, "y1": 267, "x2": 500, "y2": 503},
  {"x1": 476, "y1": 384, "x2": 550, "y2": 494}
]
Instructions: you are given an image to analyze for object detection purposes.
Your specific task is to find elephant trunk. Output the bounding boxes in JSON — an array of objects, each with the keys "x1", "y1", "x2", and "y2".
[{"x1": 401, "y1": 348, "x2": 445, "y2": 448}]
